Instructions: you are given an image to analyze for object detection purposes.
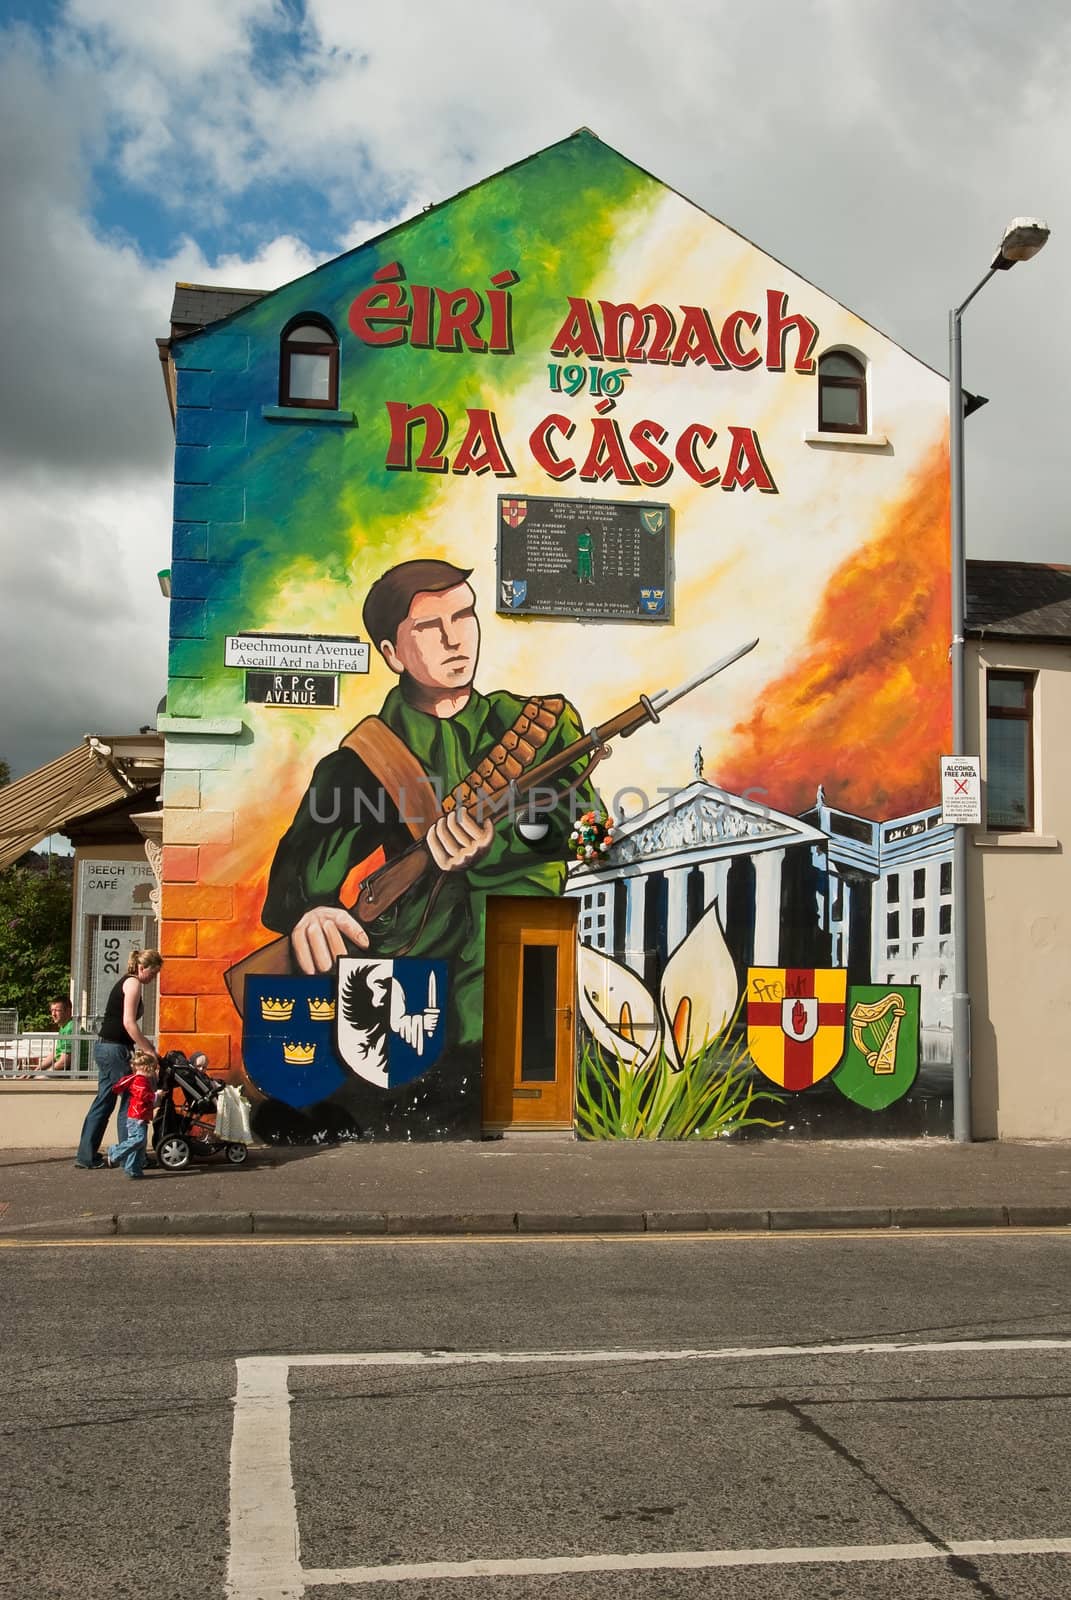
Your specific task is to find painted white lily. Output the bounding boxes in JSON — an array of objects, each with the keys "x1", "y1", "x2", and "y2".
[
  {"x1": 577, "y1": 944, "x2": 661, "y2": 1071},
  {"x1": 659, "y1": 901, "x2": 740, "y2": 1068}
]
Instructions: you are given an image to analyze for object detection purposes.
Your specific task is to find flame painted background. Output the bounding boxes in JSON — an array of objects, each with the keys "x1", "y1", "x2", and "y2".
[{"x1": 161, "y1": 131, "x2": 951, "y2": 1133}]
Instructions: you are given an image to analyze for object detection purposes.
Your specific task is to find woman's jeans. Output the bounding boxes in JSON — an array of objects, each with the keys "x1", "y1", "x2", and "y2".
[
  {"x1": 109, "y1": 1117, "x2": 148, "y2": 1178},
  {"x1": 75, "y1": 1042, "x2": 130, "y2": 1166}
]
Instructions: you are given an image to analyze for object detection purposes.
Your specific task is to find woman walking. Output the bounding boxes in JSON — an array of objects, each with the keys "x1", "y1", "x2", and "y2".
[{"x1": 74, "y1": 949, "x2": 163, "y2": 1171}]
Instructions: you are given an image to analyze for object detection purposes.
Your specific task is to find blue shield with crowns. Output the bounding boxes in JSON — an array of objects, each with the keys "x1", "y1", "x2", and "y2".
[
  {"x1": 242, "y1": 960, "x2": 448, "y2": 1107},
  {"x1": 243, "y1": 975, "x2": 348, "y2": 1109}
]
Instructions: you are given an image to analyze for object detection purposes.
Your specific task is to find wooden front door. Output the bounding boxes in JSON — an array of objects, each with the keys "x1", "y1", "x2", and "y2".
[{"x1": 482, "y1": 896, "x2": 578, "y2": 1131}]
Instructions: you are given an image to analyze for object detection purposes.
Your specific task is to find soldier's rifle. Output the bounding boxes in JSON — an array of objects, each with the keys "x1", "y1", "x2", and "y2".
[{"x1": 354, "y1": 638, "x2": 759, "y2": 925}]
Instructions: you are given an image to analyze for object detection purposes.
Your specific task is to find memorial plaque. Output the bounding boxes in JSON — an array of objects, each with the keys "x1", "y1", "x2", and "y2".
[
  {"x1": 245, "y1": 671, "x2": 339, "y2": 708},
  {"x1": 497, "y1": 494, "x2": 671, "y2": 622}
]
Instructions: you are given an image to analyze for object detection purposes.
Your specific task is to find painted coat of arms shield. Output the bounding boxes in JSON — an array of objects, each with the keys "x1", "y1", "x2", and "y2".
[
  {"x1": 335, "y1": 957, "x2": 447, "y2": 1088},
  {"x1": 832, "y1": 985, "x2": 921, "y2": 1109},
  {"x1": 241, "y1": 960, "x2": 449, "y2": 1108},
  {"x1": 747, "y1": 967, "x2": 848, "y2": 1090}
]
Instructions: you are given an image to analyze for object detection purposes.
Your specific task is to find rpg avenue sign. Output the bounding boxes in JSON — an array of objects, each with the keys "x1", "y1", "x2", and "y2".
[{"x1": 245, "y1": 672, "x2": 339, "y2": 708}]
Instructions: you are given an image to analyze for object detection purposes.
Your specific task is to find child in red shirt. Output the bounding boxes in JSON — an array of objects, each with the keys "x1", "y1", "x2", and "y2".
[{"x1": 107, "y1": 1051, "x2": 160, "y2": 1179}]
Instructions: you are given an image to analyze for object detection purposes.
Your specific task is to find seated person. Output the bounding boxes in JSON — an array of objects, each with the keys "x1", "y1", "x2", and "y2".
[{"x1": 18, "y1": 997, "x2": 73, "y2": 1079}]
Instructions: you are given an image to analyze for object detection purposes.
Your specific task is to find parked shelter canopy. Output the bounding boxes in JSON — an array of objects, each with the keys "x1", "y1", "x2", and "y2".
[{"x1": 0, "y1": 736, "x2": 162, "y2": 870}]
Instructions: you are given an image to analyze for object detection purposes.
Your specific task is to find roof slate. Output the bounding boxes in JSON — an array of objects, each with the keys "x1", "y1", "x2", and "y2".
[
  {"x1": 966, "y1": 559, "x2": 1071, "y2": 641},
  {"x1": 170, "y1": 282, "x2": 267, "y2": 336}
]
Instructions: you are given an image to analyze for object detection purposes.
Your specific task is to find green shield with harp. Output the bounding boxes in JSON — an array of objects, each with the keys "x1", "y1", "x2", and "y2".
[{"x1": 832, "y1": 984, "x2": 920, "y2": 1110}]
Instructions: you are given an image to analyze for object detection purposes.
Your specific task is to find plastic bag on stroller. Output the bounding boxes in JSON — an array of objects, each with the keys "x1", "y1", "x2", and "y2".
[{"x1": 215, "y1": 1083, "x2": 253, "y2": 1144}]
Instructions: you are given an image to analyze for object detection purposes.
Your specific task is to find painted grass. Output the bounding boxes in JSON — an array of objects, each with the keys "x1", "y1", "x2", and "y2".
[{"x1": 576, "y1": 1014, "x2": 786, "y2": 1141}]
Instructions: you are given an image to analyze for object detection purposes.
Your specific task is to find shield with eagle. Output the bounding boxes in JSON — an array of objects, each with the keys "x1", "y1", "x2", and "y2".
[
  {"x1": 747, "y1": 967, "x2": 848, "y2": 1090},
  {"x1": 335, "y1": 957, "x2": 448, "y2": 1089}
]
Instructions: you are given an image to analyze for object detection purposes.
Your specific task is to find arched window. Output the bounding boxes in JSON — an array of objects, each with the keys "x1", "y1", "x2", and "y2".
[
  {"x1": 818, "y1": 350, "x2": 867, "y2": 434},
  {"x1": 279, "y1": 315, "x2": 339, "y2": 409}
]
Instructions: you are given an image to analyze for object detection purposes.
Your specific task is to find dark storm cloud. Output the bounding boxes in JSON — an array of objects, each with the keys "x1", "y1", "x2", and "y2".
[{"x1": 0, "y1": 29, "x2": 173, "y2": 483}]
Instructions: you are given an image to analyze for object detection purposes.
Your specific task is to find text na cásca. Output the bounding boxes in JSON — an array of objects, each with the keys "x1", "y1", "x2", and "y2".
[{"x1": 347, "y1": 263, "x2": 822, "y2": 492}]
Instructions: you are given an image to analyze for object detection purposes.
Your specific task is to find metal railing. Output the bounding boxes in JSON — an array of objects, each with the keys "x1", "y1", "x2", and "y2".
[{"x1": 0, "y1": 1029, "x2": 95, "y2": 1081}]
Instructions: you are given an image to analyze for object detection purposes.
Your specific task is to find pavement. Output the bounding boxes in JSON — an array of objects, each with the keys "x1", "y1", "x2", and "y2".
[{"x1": 2, "y1": 1135, "x2": 1071, "y2": 1238}]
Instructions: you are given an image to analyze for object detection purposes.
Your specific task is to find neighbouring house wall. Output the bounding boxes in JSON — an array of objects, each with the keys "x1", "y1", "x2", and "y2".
[
  {"x1": 158, "y1": 132, "x2": 952, "y2": 1141},
  {"x1": 0, "y1": 1083, "x2": 96, "y2": 1149},
  {"x1": 968, "y1": 638, "x2": 1071, "y2": 1139}
]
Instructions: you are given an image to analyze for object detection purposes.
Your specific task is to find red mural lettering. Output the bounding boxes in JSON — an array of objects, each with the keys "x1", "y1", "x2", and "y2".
[
  {"x1": 451, "y1": 409, "x2": 515, "y2": 477},
  {"x1": 765, "y1": 290, "x2": 819, "y2": 373},
  {"x1": 487, "y1": 270, "x2": 518, "y2": 354},
  {"x1": 348, "y1": 263, "x2": 518, "y2": 353},
  {"x1": 577, "y1": 417, "x2": 637, "y2": 484},
  {"x1": 598, "y1": 300, "x2": 675, "y2": 364},
  {"x1": 384, "y1": 401, "x2": 449, "y2": 472},
  {"x1": 721, "y1": 309, "x2": 762, "y2": 369},
  {"x1": 670, "y1": 306, "x2": 728, "y2": 368},
  {"x1": 721, "y1": 426, "x2": 777, "y2": 492},
  {"x1": 410, "y1": 283, "x2": 433, "y2": 347},
  {"x1": 348, "y1": 264, "x2": 411, "y2": 346},
  {"x1": 528, "y1": 414, "x2": 577, "y2": 479},
  {"x1": 434, "y1": 287, "x2": 487, "y2": 352},
  {"x1": 549, "y1": 299, "x2": 604, "y2": 359},
  {"x1": 675, "y1": 423, "x2": 721, "y2": 486},
  {"x1": 628, "y1": 420, "x2": 673, "y2": 487}
]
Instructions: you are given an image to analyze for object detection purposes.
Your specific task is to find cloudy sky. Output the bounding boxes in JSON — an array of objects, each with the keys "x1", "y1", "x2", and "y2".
[{"x1": 0, "y1": 0, "x2": 1066, "y2": 779}]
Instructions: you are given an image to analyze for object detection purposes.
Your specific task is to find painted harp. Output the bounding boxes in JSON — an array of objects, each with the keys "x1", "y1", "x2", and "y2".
[{"x1": 849, "y1": 994, "x2": 906, "y2": 1076}]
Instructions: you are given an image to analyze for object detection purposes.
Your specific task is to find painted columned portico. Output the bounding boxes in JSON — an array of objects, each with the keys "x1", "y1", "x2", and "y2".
[
  {"x1": 667, "y1": 866, "x2": 691, "y2": 954},
  {"x1": 567, "y1": 784, "x2": 828, "y2": 984},
  {"x1": 753, "y1": 848, "x2": 786, "y2": 965},
  {"x1": 701, "y1": 859, "x2": 730, "y2": 933},
  {"x1": 623, "y1": 872, "x2": 648, "y2": 974}
]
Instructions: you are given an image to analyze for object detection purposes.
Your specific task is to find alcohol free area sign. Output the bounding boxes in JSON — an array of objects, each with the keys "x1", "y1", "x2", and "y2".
[{"x1": 941, "y1": 755, "x2": 982, "y2": 825}]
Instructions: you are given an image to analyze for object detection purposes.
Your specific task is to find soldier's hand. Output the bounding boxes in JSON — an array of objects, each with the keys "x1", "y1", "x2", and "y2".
[
  {"x1": 291, "y1": 905, "x2": 369, "y2": 974},
  {"x1": 425, "y1": 807, "x2": 495, "y2": 873}
]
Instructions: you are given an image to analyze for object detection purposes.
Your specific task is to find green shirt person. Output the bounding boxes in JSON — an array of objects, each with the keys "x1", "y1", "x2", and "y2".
[
  {"x1": 262, "y1": 560, "x2": 597, "y2": 1045},
  {"x1": 29, "y1": 997, "x2": 73, "y2": 1078}
]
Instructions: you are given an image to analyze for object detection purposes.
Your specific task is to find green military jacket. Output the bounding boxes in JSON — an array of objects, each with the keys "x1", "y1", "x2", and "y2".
[{"x1": 262, "y1": 683, "x2": 598, "y2": 1045}]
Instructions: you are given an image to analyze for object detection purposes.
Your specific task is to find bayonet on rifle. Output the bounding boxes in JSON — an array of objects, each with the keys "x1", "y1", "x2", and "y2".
[{"x1": 355, "y1": 638, "x2": 759, "y2": 925}]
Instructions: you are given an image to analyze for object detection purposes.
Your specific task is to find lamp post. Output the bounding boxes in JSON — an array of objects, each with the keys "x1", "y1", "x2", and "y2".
[{"x1": 948, "y1": 216, "x2": 1049, "y2": 1143}]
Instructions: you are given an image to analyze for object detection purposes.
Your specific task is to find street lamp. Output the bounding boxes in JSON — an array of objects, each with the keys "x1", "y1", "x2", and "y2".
[{"x1": 948, "y1": 215, "x2": 1050, "y2": 1143}]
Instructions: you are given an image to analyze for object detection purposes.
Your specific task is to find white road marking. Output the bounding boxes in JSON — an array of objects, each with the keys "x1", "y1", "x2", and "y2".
[
  {"x1": 304, "y1": 1538, "x2": 1071, "y2": 1586},
  {"x1": 227, "y1": 1357, "x2": 303, "y2": 1599},
  {"x1": 227, "y1": 1340, "x2": 1071, "y2": 1599}
]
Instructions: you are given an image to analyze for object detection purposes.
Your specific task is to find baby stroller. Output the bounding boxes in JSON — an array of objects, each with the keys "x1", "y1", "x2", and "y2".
[{"x1": 152, "y1": 1050, "x2": 251, "y2": 1171}]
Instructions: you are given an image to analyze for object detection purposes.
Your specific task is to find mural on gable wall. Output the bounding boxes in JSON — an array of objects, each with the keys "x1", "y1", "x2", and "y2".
[{"x1": 160, "y1": 131, "x2": 952, "y2": 1143}]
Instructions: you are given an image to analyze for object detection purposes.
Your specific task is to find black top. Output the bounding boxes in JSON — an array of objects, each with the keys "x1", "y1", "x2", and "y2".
[{"x1": 99, "y1": 977, "x2": 143, "y2": 1049}]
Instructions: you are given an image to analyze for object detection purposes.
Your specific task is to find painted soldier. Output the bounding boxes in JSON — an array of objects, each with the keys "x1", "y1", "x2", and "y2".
[
  {"x1": 262, "y1": 559, "x2": 597, "y2": 1046},
  {"x1": 576, "y1": 527, "x2": 595, "y2": 584}
]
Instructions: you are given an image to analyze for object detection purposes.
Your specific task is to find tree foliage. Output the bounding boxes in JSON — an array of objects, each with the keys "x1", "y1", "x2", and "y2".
[{"x1": 0, "y1": 866, "x2": 73, "y2": 1028}]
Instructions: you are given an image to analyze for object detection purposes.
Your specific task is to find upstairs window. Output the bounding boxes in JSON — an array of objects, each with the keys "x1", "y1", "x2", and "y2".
[
  {"x1": 986, "y1": 670, "x2": 1035, "y2": 830},
  {"x1": 279, "y1": 316, "x2": 338, "y2": 409},
  {"x1": 818, "y1": 350, "x2": 867, "y2": 434}
]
